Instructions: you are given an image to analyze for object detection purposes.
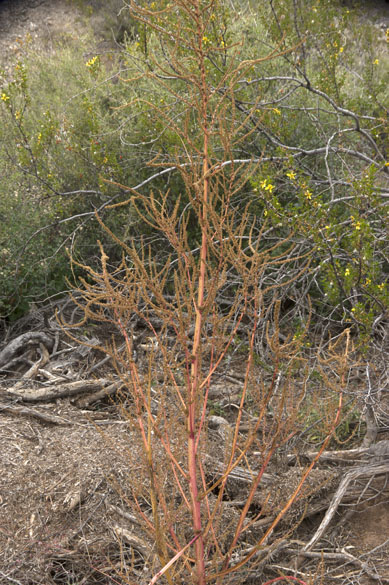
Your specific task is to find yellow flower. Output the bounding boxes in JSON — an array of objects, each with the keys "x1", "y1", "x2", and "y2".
[
  {"x1": 202, "y1": 36, "x2": 210, "y2": 46},
  {"x1": 286, "y1": 171, "x2": 296, "y2": 180},
  {"x1": 345, "y1": 268, "x2": 350, "y2": 276},
  {"x1": 1, "y1": 92, "x2": 10, "y2": 102},
  {"x1": 373, "y1": 59, "x2": 379, "y2": 65},
  {"x1": 354, "y1": 221, "x2": 361, "y2": 230},
  {"x1": 260, "y1": 179, "x2": 274, "y2": 192},
  {"x1": 339, "y1": 47, "x2": 344, "y2": 53},
  {"x1": 86, "y1": 55, "x2": 99, "y2": 68},
  {"x1": 377, "y1": 283, "x2": 385, "y2": 291},
  {"x1": 385, "y1": 162, "x2": 389, "y2": 167},
  {"x1": 304, "y1": 189, "x2": 312, "y2": 200},
  {"x1": 273, "y1": 108, "x2": 281, "y2": 115},
  {"x1": 365, "y1": 278, "x2": 371, "y2": 285}
]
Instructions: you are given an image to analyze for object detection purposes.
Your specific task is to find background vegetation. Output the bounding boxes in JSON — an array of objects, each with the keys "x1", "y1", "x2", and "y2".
[{"x1": 0, "y1": 0, "x2": 388, "y2": 348}]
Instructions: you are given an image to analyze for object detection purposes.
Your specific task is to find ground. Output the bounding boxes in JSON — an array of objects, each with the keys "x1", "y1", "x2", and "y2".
[{"x1": 1, "y1": 310, "x2": 388, "y2": 584}]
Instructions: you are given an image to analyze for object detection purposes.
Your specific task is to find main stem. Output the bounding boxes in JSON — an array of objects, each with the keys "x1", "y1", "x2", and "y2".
[
  {"x1": 188, "y1": 139, "x2": 208, "y2": 585},
  {"x1": 187, "y1": 13, "x2": 210, "y2": 583}
]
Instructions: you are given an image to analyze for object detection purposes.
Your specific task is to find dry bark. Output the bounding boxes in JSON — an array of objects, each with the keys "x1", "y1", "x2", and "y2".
[
  {"x1": 75, "y1": 380, "x2": 124, "y2": 407},
  {"x1": 302, "y1": 460, "x2": 389, "y2": 554},
  {"x1": 3, "y1": 378, "x2": 112, "y2": 402},
  {"x1": 0, "y1": 332, "x2": 53, "y2": 370},
  {"x1": 0, "y1": 401, "x2": 70, "y2": 425}
]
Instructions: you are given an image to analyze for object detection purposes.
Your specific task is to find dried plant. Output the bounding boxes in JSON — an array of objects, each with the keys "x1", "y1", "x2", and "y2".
[{"x1": 66, "y1": 2, "x2": 354, "y2": 584}]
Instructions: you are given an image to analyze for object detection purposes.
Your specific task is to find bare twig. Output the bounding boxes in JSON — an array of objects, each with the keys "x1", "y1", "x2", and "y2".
[{"x1": 302, "y1": 462, "x2": 389, "y2": 553}]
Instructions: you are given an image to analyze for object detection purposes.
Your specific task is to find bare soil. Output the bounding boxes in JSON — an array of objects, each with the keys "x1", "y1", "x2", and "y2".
[
  {"x1": 0, "y1": 0, "x2": 87, "y2": 61},
  {"x1": 1, "y1": 306, "x2": 388, "y2": 584},
  {"x1": 0, "y1": 403, "x2": 143, "y2": 584}
]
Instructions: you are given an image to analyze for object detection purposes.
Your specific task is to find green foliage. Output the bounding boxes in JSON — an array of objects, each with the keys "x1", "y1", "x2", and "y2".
[
  {"x1": 219, "y1": 0, "x2": 389, "y2": 340},
  {"x1": 0, "y1": 34, "x2": 153, "y2": 317},
  {"x1": 301, "y1": 394, "x2": 363, "y2": 447},
  {"x1": 0, "y1": 0, "x2": 387, "y2": 337}
]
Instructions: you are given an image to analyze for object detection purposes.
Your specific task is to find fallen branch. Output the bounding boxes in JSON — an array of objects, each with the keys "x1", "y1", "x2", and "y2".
[
  {"x1": 302, "y1": 461, "x2": 389, "y2": 554},
  {"x1": 0, "y1": 401, "x2": 70, "y2": 425},
  {"x1": 286, "y1": 447, "x2": 370, "y2": 464},
  {"x1": 287, "y1": 548, "x2": 389, "y2": 583},
  {"x1": 113, "y1": 525, "x2": 153, "y2": 558},
  {"x1": 13, "y1": 343, "x2": 50, "y2": 390},
  {"x1": 107, "y1": 504, "x2": 143, "y2": 527},
  {"x1": 0, "y1": 332, "x2": 53, "y2": 370},
  {"x1": 205, "y1": 455, "x2": 273, "y2": 486},
  {"x1": 75, "y1": 380, "x2": 124, "y2": 408},
  {"x1": 3, "y1": 378, "x2": 112, "y2": 402}
]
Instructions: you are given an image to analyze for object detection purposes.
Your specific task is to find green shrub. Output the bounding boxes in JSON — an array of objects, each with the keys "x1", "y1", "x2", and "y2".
[{"x1": 0, "y1": 0, "x2": 387, "y2": 336}]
